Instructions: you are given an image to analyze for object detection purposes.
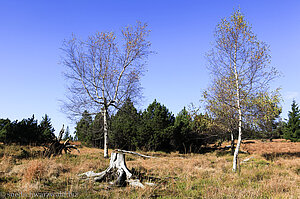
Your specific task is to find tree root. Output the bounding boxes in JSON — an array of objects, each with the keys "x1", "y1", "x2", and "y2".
[{"x1": 43, "y1": 125, "x2": 79, "y2": 158}]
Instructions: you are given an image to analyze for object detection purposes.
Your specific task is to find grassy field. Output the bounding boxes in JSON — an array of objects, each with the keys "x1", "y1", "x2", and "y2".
[{"x1": 0, "y1": 140, "x2": 299, "y2": 198}]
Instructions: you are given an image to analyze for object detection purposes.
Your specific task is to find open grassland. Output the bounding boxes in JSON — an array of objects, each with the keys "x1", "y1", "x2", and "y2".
[{"x1": 0, "y1": 140, "x2": 299, "y2": 198}]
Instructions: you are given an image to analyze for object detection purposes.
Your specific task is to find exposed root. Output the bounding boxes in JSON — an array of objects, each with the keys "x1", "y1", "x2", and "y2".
[{"x1": 43, "y1": 125, "x2": 79, "y2": 158}]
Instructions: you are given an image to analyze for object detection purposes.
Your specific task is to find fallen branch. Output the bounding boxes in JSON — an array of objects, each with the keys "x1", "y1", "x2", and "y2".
[
  {"x1": 126, "y1": 179, "x2": 145, "y2": 188},
  {"x1": 241, "y1": 156, "x2": 254, "y2": 164},
  {"x1": 115, "y1": 149, "x2": 156, "y2": 159}
]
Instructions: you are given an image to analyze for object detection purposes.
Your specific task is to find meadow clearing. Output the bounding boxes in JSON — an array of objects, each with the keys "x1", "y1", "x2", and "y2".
[{"x1": 0, "y1": 139, "x2": 299, "y2": 198}]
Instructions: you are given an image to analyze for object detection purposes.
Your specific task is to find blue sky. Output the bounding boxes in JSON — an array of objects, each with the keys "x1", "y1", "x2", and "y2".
[{"x1": 0, "y1": 0, "x2": 299, "y2": 135}]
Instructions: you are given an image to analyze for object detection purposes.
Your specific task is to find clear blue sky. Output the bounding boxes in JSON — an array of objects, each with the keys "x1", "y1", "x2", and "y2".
[{"x1": 0, "y1": 0, "x2": 299, "y2": 135}]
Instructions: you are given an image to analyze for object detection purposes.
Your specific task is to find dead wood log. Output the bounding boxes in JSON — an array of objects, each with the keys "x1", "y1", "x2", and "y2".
[{"x1": 43, "y1": 125, "x2": 79, "y2": 158}]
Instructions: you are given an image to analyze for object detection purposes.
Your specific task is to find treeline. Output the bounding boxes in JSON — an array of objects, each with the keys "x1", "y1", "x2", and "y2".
[
  {"x1": 75, "y1": 99, "x2": 221, "y2": 153},
  {"x1": 75, "y1": 99, "x2": 278, "y2": 153},
  {"x1": 0, "y1": 115, "x2": 56, "y2": 145},
  {"x1": 76, "y1": 99, "x2": 300, "y2": 152},
  {"x1": 1, "y1": 100, "x2": 298, "y2": 149}
]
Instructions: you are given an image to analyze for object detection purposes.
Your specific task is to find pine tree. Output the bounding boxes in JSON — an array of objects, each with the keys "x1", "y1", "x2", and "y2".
[
  {"x1": 18, "y1": 115, "x2": 40, "y2": 144},
  {"x1": 39, "y1": 114, "x2": 55, "y2": 143},
  {"x1": 110, "y1": 98, "x2": 140, "y2": 150},
  {"x1": 139, "y1": 99, "x2": 175, "y2": 151},
  {"x1": 0, "y1": 119, "x2": 11, "y2": 143},
  {"x1": 75, "y1": 110, "x2": 93, "y2": 146},
  {"x1": 283, "y1": 100, "x2": 300, "y2": 141},
  {"x1": 172, "y1": 107, "x2": 193, "y2": 153},
  {"x1": 90, "y1": 112, "x2": 104, "y2": 148}
]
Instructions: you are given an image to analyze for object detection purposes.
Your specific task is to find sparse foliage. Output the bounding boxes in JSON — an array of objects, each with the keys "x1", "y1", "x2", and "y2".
[
  {"x1": 61, "y1": 21, "x2": 152, "y2": 157},
  {"x1": 204, "y1": 9, "x2": 280, "y2": 172}
]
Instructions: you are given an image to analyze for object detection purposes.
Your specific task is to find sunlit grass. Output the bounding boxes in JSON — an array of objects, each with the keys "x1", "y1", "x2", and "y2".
[{"x1": 0, "y1": 141, "x2": 299, "y2": 198}]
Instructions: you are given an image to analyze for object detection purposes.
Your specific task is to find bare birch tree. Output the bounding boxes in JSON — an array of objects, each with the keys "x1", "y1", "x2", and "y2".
[
  {"x1": 61, "y1": 22, "x2": 152, "y2": 158},
  {"x1": 204, "y1": 10, "x2": 280, "y2": 172}
]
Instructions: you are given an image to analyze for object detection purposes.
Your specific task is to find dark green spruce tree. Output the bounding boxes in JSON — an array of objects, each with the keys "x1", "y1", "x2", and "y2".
[
  {"x1": 0, "y1": 115, "x2": 55, "y2": 144},
  {"x1": 15, "y1": 115, "x2": 39, "y2": 144},
  {"x1": 75, "y1": 110, "x2": 93, "y2": 146},
  {"x1": 0, "y1": 119, "x2": 11, "y2": 143},
  {"x1": 90, "y1": 112, "x2": 104, "y2": 148},
  {"x1": 138, "y1": 99, "x2": 175, "y2": 151},
  {"x1": 39, "y1": 114, "x2": 56, "y2": 143},
  {"x1": 172, "y1": 107, "x2": 193, "y2": 153},
  {"x1": 110, "y1": 98, "x2": 140, "y2": 150},
  {"x1": 283, "y1": 100, "x2": 300, "y2": 141}
]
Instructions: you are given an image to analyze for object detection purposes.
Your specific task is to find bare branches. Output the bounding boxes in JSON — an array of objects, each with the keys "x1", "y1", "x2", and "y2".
[
  {"x1": 61, "y1": 21, "x2": 152, "y2": 117},
  {"x1": 205, "y1": 9, "x2": 280, "y2": 125},
  {"x1": 204, "y1": 10, "x2": 281, "y2": 172},
  {"x1": 60, "y1": 22, "x2": 152, "y2": 157}
]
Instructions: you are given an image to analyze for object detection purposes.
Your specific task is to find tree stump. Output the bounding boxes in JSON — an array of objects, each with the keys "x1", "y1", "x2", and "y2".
[
  {"x1": 79, "y1": 152, "x2": 147, "y2": 188},
  {"x1": 95, "y1": 152, "x2": 132, "y2": 186}
]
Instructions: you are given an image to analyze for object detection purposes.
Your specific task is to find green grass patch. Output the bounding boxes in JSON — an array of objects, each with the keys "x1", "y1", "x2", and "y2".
[{"x1": 0, "y1": 176, "x2": 20, "y2": 183}]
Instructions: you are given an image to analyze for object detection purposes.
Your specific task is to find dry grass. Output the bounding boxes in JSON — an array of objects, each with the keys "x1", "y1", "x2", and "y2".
[
  {"x1": 241, "y1": 139, "x2": 300, "y2": 154},
  {"x1": 0, "y1": 140, "x2": 299, "y2": 198}
]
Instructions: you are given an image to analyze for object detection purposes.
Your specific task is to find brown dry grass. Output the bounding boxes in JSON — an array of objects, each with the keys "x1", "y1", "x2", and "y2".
[
  {"x1": 241, "y1": 139, "x2": 300, "y2": 154},
  {"x1": 0, "y1": 140, "x2": 299, "y2": 198}
]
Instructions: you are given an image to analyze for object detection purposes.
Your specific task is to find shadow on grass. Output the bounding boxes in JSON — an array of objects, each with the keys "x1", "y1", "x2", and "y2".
[
  {"x1": 262, "y1": 152, "x2": 300, "y2": 161},
  {"x1": 242, "y1": 141, "x2": 256, "y2": 144},
  {"x1": 131, "y1": 166, "x2": 162, "y2": 183}
]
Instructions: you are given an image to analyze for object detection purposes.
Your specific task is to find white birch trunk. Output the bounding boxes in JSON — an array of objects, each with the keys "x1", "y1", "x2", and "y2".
[
  {"x1": 232, "y1": 44, "x2": 242, "y2": 172},
  {"x1": 230, "y1": 131, "x2": 235, "y2": 155},
  {"x1": 103, "y1": 106, "x2": 109, "y2": 158},
  {"x1": 233, "y1": 107, "x2": 242, "y2": 172}
]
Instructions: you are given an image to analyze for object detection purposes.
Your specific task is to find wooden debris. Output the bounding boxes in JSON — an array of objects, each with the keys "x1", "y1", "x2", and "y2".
[
  {"x1": 43, "y1": 125, "x2": 79, "y2": 158},
  {"x1": 241, "y1": 156, "x2": 254, "y2": 164},
  {"x1": 115, "y1": 149, "x2": 156, "y2": 159}
]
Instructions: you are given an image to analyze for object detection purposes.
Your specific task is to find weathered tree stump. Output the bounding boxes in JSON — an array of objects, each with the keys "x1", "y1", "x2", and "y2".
[
  {"x1": 79, "y1": 152, "x2": 132, "y2": 187},
  {"x1": 79, "y1": 151, "x2": 155, "y2": 188},
  {"x1": 95, "y1": 152, "x2": 132, "y2": 186}
]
